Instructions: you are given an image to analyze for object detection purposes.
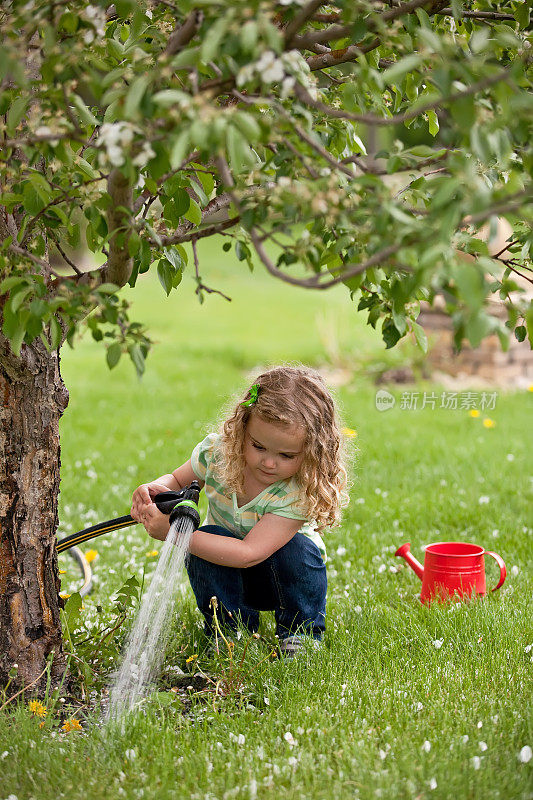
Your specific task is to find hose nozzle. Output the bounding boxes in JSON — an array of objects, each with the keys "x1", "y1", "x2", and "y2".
[{"x1": 154, "y1": 481, "x2": 200, "y2": 528}]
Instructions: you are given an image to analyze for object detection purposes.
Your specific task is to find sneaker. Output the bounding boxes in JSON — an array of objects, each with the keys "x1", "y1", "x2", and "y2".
[{"x1": 279, "y1": 635, "x2": 322, "y2": 659}]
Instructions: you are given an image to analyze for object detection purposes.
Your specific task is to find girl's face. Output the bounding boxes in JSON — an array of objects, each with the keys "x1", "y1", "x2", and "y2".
[{"x1": 244, "y1": 414, "x2": 305, "y2": 486}]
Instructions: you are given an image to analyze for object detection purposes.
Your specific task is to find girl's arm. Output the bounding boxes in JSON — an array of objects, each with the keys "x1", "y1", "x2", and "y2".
[
  {"x1": 188, "y1": 514, "x2": 303, "y2": 569},
  {"x1": 131, "y1": 459, "x2": 204, "y2": 523}
]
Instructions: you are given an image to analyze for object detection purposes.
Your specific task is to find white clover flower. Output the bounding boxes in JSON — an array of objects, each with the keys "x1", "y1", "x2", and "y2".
[
  {"x1": 354, "y1": 605, "x2": 362, "y2": 614},
  {"x1": 433, "y1": 639, "x2": 444, "y2": 649},
  {"x1": 471, "y1": 756, "x2": 481, "y2": 770},
  {"x1": 479, "y1": 742, "x2": 488, "y2": 751},
  {"x1": 125, "y1": 749, "x2": 136, "y2": 760},
  {"x1": 284, "y1": 731, "x2": 297, "y2": 746},
  {"x1": 422, "y1": 740, "x2": 431, "y2": 753},
  {"x1": 478, "y1": 495, "x2": 490, "y2": 504},
  {"x1": 461, "y1": 735, "x2": 469, "y2": 744},
  {"x1": 287, "y1": 756, "x2": 298, "y2": 766},
  {"x1": 511, "y1": 565, "x2": 519, "y2": 576},
  {"x1": 429, "y1": 779, "x2": 437, "y2": 790},
  {"x1": 519, "y1": 745, "x2": 532, "y2": 763}
]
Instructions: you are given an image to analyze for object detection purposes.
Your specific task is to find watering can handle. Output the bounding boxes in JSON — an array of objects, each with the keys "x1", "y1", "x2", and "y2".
[{"x1": 484, "y1": 550, "x2": 506, "y2": 591}]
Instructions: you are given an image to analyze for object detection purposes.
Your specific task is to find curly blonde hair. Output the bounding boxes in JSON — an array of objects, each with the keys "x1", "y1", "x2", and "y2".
[{"x1": 215, "y1": 365, "x2": 351, "y2": 534}]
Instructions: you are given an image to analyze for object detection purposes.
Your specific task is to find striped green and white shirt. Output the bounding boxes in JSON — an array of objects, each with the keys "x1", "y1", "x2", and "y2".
[{"x1": 190, "y1": 433, "x2": 326, "y2": 560}]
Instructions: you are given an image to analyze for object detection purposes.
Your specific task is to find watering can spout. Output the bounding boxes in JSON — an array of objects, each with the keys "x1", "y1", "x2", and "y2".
[{"x1": 395, "y1": 542, "x2": 424, "y2": 580}]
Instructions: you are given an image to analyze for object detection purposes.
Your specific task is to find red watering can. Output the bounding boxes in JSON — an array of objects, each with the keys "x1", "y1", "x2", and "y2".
[{"x1": 395, "y1": 542, "x2": 507, "y2": 604}]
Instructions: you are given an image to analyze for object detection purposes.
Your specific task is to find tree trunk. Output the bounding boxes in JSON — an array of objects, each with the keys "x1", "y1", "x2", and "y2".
[{"x1": 0, "y1": 335, "x2": 69, "y2": 694}]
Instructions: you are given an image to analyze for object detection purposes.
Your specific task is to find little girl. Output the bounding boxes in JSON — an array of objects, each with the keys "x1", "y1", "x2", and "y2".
[{"x1": 131, "y1": 365, "x2": 349, "y2": 657}]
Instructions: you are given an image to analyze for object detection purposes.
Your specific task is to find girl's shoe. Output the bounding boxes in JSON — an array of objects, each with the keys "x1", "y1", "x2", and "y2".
[{"x1": 279, "y1": 635, "x2": 322, "y2": 659}]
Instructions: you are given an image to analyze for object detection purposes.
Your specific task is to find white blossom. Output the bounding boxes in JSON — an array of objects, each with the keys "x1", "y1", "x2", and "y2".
[
  {"x1": 479, "y1": 742, "x2": 488, "y2": 751},
  {"x1": 518, "y1": 745, "x2": 532, "y2": 763},
  {"x1": 429, "y1": 779, "x2": 437, "y2": 790},
  {"x1": 433, "y1": 639, "x2": 444, "y2": 649},
  {"x1": 422, "y1": 740, "x2": 431, "y2": 753},
  {"x1": 471, "y1": 756, "x2": 481, "y2": 769}
]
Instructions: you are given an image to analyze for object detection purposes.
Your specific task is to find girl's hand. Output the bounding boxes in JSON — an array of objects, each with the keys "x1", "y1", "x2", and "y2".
[
  {"x1": 141, "y1": 504, "x2": 170, "y2": 541},
  {"x1": 131, "y1": 481, "x2": 171, "y2": 522}
]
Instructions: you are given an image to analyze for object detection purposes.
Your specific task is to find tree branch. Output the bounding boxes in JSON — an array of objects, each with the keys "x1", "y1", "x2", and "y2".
[
  {"x1": 158, "y1": 216, "x2": 239, "y2": 246},
  {"x1": 437, "y1": 8, "x2": 516, "y2": 20},
  {"x1": 294, "y1": 0, "x2": 433, "y2": 50},
  {"x1": 165, "y1": 9, "x2": 204, "y2": 57},
  {"x1": 101, "y1": 169, "x2": 133, "y2": 286},
  {"x1": 192, "y1": 236, "x2": 232, "y2": 302},
  {"x1": 294, "y1": 68, "x2": 512, "y2": 126},
  {"x1": 284, "y1": 0, "x2": 327, "y2": 46},
  {"x1": 249, "y1": 228, "x2": 404, "y2": 290}
]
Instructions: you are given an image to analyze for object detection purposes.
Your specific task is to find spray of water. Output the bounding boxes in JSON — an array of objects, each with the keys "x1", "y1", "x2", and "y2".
[{"x1": 106, "y1": 515, "x2": 194, "y2": 720}]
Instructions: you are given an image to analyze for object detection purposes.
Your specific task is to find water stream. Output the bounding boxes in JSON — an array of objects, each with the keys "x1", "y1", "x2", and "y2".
[{"x1": 106, "y1": 515, "x2": 194, "y2": 720}]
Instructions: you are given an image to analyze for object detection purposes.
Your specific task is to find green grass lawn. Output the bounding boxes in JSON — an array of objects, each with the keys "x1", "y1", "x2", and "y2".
[{"x1": 1, "y1": 241, "x2": 532, "y2": 800}]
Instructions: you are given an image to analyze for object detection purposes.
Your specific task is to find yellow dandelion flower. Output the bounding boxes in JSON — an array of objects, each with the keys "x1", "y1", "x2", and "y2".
[
  {"x1": 146, "y1": 549, "x2": 159, "y2": 557},
  {"x1": 342, "y1": 427, "x2": 358, "y2": 437},
  {"x1": 528, "y1": 384, "x2": 533, "y2": 392},
  {"x1": 62, "y1": 718, "x2": 82, "y2": 732},
  {"x1": 185, "y1": 654, "x2": 198, "y2": 663},
  {"x1": 469, "y1": 409, "x2": 480, "y2": 418},
  {"x1": 59, "y1": 569, "x2": 66, "y2": 575},
  {"x1": 483, "y1": 418, "x2": 496, "y2": 428},
  {"x1": 84, "y1": 549, "x2": 98, "y2": 563},
  {"x1": 28, "y1": 700, "x2": 47, "y2": 718},
  {"x1": 60, "y1": 593, "x2": 71, "y2": 600}
]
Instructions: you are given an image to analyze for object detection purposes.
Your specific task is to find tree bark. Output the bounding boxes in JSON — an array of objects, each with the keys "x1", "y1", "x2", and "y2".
[{"x1": 0, "y1": 334, "x2": 69, "y2": 694}]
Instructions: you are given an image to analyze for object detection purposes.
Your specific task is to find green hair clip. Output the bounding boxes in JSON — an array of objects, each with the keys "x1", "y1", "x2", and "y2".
[{"x1": 242, "y1": 383, "x2": 260, "y2": 407}]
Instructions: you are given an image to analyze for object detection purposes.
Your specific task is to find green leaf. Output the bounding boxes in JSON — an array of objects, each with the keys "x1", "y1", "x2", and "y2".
[
  {"x1": 7, "y1": 96, "x2": 27, "y2": 135},
  {"x1": 232, "y1": 112, "x2": 261, "y2": 143},
  {"x1": 200, "y1": 16, "x2": 229, "y2": 62},
  {"x1": 49, "y1": 316, "x2": 63, "y2": 349},
  {"x1": 514, "y1": 2, "x2": 530, "y2": 29},
  {"x1": 411, "y1": 320, "x2": 428, "y2": 353},
  {"x1": 124, "y1": 75, "x2": 150, "y2": 119},
  {"x1": 226, "y1": 125, "x2": 253, "y2": 175},
  {"x1": 382, "y1": 318, "x2": 402, "y2": 349},
  {"x1": 61, "y1": 592, "x2": 83, "y2": 630},
  {"x1": 170, "y1": 131, "x2": 191, "y2": 170},
  {"x1": 0, "y1": 276, "x2": 27, "y2": 293},
  {"x1": 163, "y1": 247, "x2": 184, "y2": 271},
  {"x1": 128, "y1": 344, "x2": 145, "y2": 377},
  {"x1": 427, "y1": 110, "x2": 439, "y2": 137},
  {"x1": 106, "y1": 342, "x2": 122, "y2": 369},
  {"x1": 525, "y1": 300, "x2": 533, "y2": 347},
  {"x1": 172, "y1": 188, "x2": 190, "y2": 217},
  {"x1": 382, "y1": 54, "x2": 422, "y2": 87},
  {"x1": 71, "y1": 94, "x2": 99, "y2": 126},
  {"x1": 157, "y1": 260, "x2": 173, "y2": 296},
  {"x1": 184, "y1": 197, "x2": 202, "y2": 227},
  {"x1": 514, "y1": 325, "x2": 526, "y2": 343}
]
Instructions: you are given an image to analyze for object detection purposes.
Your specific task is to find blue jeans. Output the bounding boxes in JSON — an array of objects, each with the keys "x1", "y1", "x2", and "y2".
[{"x1": 186, "y1": 526, "x2": 327, "y2": 640}]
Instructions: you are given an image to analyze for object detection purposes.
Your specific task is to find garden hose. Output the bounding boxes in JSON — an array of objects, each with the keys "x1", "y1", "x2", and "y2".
[{"x1": 57, "y1": 483, "x2": 201, "y2": 595}]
